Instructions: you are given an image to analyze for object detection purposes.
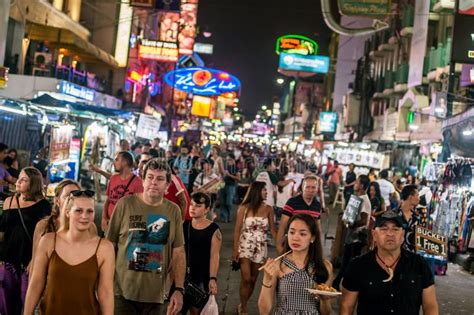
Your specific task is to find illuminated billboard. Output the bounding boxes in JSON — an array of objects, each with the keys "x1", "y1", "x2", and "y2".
[
  {"x1": 319, "y1": 112, "x2": 338, "y2": 133},
  {"x1": 451, "y1": 14, "x2": 474, "y2": 64},
  {"x1": 159, "y1": 11, "x2": 180, "y2": 42},
  {"x1": 279, "y1": 52, "x2": 330, "y2": 74},
  {"x1": 179, "y1": 0, "x2": 199, "y2": 55},
  {"x1": 138, "y1": 39, "x2": 179, "y2": 62},
  {"x1": 276, "y1": 35, "x2": 318, "y2": 56},
  {"x1": 164, "y1": 67, "x2": 241, "y2": 96},
  {"x1": 191, "y1": 95, "x2": 212, "y2": 117}
]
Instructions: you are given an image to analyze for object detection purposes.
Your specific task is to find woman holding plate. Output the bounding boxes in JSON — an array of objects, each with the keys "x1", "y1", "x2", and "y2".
[{"x1": 258, "y1": 214, "x2": 334, "y2": 315}]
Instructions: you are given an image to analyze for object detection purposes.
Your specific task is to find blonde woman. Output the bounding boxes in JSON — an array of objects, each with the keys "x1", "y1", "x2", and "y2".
[
  {"x1": 24, "y1": 190, "x2": 115, "y2": 315},
  {"x1": 30, "y1": 179, "x2": 97, "y2": 276}
]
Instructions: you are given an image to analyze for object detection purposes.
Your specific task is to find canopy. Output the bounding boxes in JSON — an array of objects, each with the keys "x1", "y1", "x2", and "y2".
[{"x1": 30, "y1": 94, "x2": 133, "y2": 119}]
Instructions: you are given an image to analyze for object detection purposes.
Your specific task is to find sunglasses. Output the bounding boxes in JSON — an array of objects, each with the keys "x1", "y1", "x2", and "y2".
[{"x1": 69, "y1": 190, "x2": 95, "y2": 198}]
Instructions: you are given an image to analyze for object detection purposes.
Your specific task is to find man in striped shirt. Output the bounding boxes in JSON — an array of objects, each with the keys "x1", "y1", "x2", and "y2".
[{"x1": 276, "y1": 174, "x2": 322, "y2": 254}]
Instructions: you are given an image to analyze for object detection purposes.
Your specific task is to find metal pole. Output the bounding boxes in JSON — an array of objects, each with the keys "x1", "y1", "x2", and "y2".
[
  {"x1": 447, "y1": 0, "x2": 459, "y2": 118},
  {"x1": 291, "y1": 77, "x2": 298, "y2": 141}
]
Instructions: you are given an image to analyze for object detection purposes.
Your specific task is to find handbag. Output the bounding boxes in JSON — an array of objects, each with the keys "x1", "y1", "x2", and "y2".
[{"x1": 184, "y1": 222, "x2": 209, "y2": 308}]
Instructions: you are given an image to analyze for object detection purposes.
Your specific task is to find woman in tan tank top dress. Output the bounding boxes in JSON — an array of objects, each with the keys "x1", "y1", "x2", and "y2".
[{"x1": 24, "y1": 190, "x2": 115, "y2": 315}]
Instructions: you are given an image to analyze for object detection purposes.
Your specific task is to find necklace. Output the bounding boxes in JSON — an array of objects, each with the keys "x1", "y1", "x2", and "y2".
[{"x1": 376, "y1": 251, "x2": 401, "y2": 282}]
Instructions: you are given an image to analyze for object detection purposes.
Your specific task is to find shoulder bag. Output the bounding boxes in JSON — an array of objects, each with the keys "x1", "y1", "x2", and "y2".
[
  {"x1": 16, "y1": 196, "x2": 32, "y2": 243},
  {"x1": 184, "y1": 222, "x2": 209, "y2": 308}
]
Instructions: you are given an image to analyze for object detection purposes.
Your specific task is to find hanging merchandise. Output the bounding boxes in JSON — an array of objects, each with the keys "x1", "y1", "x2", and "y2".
[{"x1": 429, "y1": 157, "x2": 474, "y2": 268}]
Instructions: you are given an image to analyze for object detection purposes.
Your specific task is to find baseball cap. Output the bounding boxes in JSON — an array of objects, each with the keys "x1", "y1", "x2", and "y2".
[{"x1": 375, "y1": 210, "x2": 405, "y2": 228}]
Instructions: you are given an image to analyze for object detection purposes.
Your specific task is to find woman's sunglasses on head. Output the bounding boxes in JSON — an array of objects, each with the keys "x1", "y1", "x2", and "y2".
[{"x1": 69, "y1": 190, "x2": 95, "y2": 198}]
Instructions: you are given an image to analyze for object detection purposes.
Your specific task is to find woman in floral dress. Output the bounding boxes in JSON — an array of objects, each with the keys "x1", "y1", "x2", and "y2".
[{"x1": 233, "y1": 181, "x2": 277, "y2": 315}]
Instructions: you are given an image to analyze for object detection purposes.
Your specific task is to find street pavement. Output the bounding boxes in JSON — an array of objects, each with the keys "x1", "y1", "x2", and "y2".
[{"x1": 94, "y1": 199, "x2": 474, "y2": 314}]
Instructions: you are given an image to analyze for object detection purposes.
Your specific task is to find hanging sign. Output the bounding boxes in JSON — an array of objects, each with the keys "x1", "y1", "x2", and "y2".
[
  {"x1": 276, "y1": 35, "x2": 318, "y2": 56},
  {"x1": 279, "y1": 52, "x2": 330, "y2": 74},
  {"x1": 164, "y1": 67, "x2": 241, "y2": 96},
  {"x1": 191, "y1": 95, "x2": 212, "y2": 117},
  {"x1": 138, "y1": 39, "x2": 179, "y2": 62},
  {"x1": 338, "y1": 0, "x2": 392, "y2": 16},
  {"x1": 415, "y1": 226, "x2": 448, "y2": 258},
  {"x1": 49, "y1": 126, "x2": 73, "y2": 163}
]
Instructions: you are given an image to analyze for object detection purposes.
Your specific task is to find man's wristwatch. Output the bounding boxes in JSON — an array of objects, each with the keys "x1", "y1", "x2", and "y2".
[
  {"x1": 210, "y1": 277, "x2": 217, "y2": 282},
  {"x1": 175, "y1": 287, "x2": 185, "y2": 295}
]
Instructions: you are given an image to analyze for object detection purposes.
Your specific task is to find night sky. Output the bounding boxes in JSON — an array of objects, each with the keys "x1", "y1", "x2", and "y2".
[{"x1": 197, "y1": 0, "x2": 331, "y2": 117}]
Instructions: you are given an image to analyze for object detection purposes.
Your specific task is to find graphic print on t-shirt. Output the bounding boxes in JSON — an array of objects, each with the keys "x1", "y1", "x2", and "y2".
[{"x1": 127, "y1": 214, "x2": 170, "y2": 273}]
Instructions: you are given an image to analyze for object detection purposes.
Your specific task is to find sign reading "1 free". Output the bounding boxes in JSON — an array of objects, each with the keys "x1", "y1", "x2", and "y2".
[{"x1": 415, "y1": 226, "x2": 448, "y2": 258}]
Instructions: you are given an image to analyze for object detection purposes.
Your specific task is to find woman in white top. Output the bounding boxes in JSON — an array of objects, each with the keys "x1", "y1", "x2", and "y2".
[
  {"x1": 276, "y1": 165, "x2": 295, "y2": 226},
  {"x1": 232, "y1": 181, "x2": 277, "y2": 315}
]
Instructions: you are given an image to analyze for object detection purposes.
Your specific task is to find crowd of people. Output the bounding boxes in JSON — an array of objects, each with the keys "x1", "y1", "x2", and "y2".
[{"x1": 0, "y1": 139, "x2": 441, "y2": 314}]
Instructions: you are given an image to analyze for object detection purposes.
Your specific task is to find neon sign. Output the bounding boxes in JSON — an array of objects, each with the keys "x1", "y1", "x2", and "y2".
[
  {"x1": 276, "y1": 35, "x2": 318, "y2": 56},
  {"x1": 59, "y1": 81, "x2": 95, "y2": 102},
  {"x1": 138, "y1": 39, "x2": 179, "y2": 62},
  {"x1": 164, "y1": 67, "x2": 241, "y2": 96}
]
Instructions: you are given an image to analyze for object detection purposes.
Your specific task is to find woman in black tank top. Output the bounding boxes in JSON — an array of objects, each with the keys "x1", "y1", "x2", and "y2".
[{"x1": 183, "y1": 192, "x2": 222, "y2": 315}]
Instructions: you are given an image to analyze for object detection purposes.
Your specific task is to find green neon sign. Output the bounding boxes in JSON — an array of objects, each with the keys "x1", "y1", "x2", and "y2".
[
  {"x1": 276, "y1": 35, "x2": 318, "y2": 56},
  {"x1": 407, "y1": 111, "x2": 415, "y2": 124}
]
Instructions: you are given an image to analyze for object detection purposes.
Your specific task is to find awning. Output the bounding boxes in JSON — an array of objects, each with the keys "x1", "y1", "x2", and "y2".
[
  {"x1": 30, "y1": 94, "x2": 133, "y2": 119},
  {"x1": 26, "y1": 23, "x2": 118, "y2": 68}
]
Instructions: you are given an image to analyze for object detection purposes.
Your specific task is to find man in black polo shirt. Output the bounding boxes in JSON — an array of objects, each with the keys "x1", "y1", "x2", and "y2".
[
  {"x1": 276, "y1": 174, "x2": 322, "y2": 254},
  {"x1": 340, "y1": 210, "x2": 439, "y2": 315}
]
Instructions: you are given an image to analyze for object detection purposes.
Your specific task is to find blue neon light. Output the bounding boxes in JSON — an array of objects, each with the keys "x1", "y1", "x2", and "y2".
[{"x1": 164, "y1": 67, "x2": 241, "y2": 96}]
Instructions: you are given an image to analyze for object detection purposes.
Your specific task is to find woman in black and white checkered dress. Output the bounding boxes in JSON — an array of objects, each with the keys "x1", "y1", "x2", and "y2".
[{"x1": 258, "y1": 214, "x2": 334, "y2": 315}]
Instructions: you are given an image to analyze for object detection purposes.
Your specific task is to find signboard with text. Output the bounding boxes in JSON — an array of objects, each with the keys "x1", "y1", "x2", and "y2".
[
  {"x1": 135, "y1": 113, "x2": 162, "y2": 140},
  {"x1": 338, "y1": 0, "x2": 391, "y2": 16},
  {"x1": 279, "y1": 52, "x2": 330, "y2": 74},
  {"x1": 452, "y1": 13, "x2": 474, "y2": 64},
  {"x1": 320, "y1": 112, "x2": 338, "y2": 133},
  {"x1": 276, "y1": 35, "x2": 318, "y2": 56},
  {"x1": 138, "y1": 39, "x2": 179, "y2": 62},
  {"x1": 415, "y1": 226, "x2": 448, "y2": 258},
  {"x1": 49, "y1": 126, "x2": 73, "y2": 163},
  {"x1": 130, "y1": 0, "x2": 155, "y2": 8},
  {"x1": 164, "y1": 67, "x2": 241, "y2": 96}
]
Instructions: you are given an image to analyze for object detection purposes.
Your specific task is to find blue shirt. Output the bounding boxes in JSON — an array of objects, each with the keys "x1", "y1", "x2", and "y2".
[{"x1": 173, "y1": 155, "x2": 192, "y2": 185}]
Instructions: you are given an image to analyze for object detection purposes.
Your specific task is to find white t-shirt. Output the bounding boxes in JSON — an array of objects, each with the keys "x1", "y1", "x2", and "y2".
[
  {"x1": 376, "y1": 178, "x2": 395, "y2": 205},
  {"x1": 359, "y1": 194, "x2": 372, "y2": 227},
  {"x1": 276, "y1": 181, "x2": 294, "y2": 208},
  {"x1": 256, "y1": 171, "x2": 275, "y2": 207}
]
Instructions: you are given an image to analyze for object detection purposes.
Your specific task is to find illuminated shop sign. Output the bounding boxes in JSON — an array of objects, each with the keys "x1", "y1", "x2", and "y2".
[
  {"x1": 138, "y1": 39, "x2": 179, "y2": 62},
  {"x1": 276, "y1": 35, "x2": 318, "y2": 56},
  {"x1": 59, "y1": 81, "x2": 95, "y2": 102},
  {"x1": 194, "y1": 42, "x2": 214, "y2": 54},
  {"x1": 338, "y1": 0, "x2": 392, "y2": 16},
  {"x1": 319, "y1": 112, "x2": 338, "y2": 133},
  {"x1": 130, "y1": 0, "x2": 155, "y2": 8},
  {"x1": 279, "y1": 52, "x2": 330, "y2": 74},
  {"x1": 164, "y1": 67, "x2": 241, "y2": 96}
]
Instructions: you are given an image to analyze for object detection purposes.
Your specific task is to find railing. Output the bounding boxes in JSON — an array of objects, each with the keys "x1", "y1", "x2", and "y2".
[{"x1": 29, "y1": 64, "x2": 109, "y2": 93}]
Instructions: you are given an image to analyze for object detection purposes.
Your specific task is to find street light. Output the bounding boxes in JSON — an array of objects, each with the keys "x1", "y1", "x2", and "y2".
[
  {"x1": 261, "y1": 105, "x2": 267, "y2": 111},
  {"x1": 276, "y1": 78, "x2": 285, "y2": 85}
]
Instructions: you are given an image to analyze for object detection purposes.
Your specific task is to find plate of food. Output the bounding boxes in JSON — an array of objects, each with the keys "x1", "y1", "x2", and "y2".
[{"x1": 306, "y1": 283, "x2": 342, "y2": 297}]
